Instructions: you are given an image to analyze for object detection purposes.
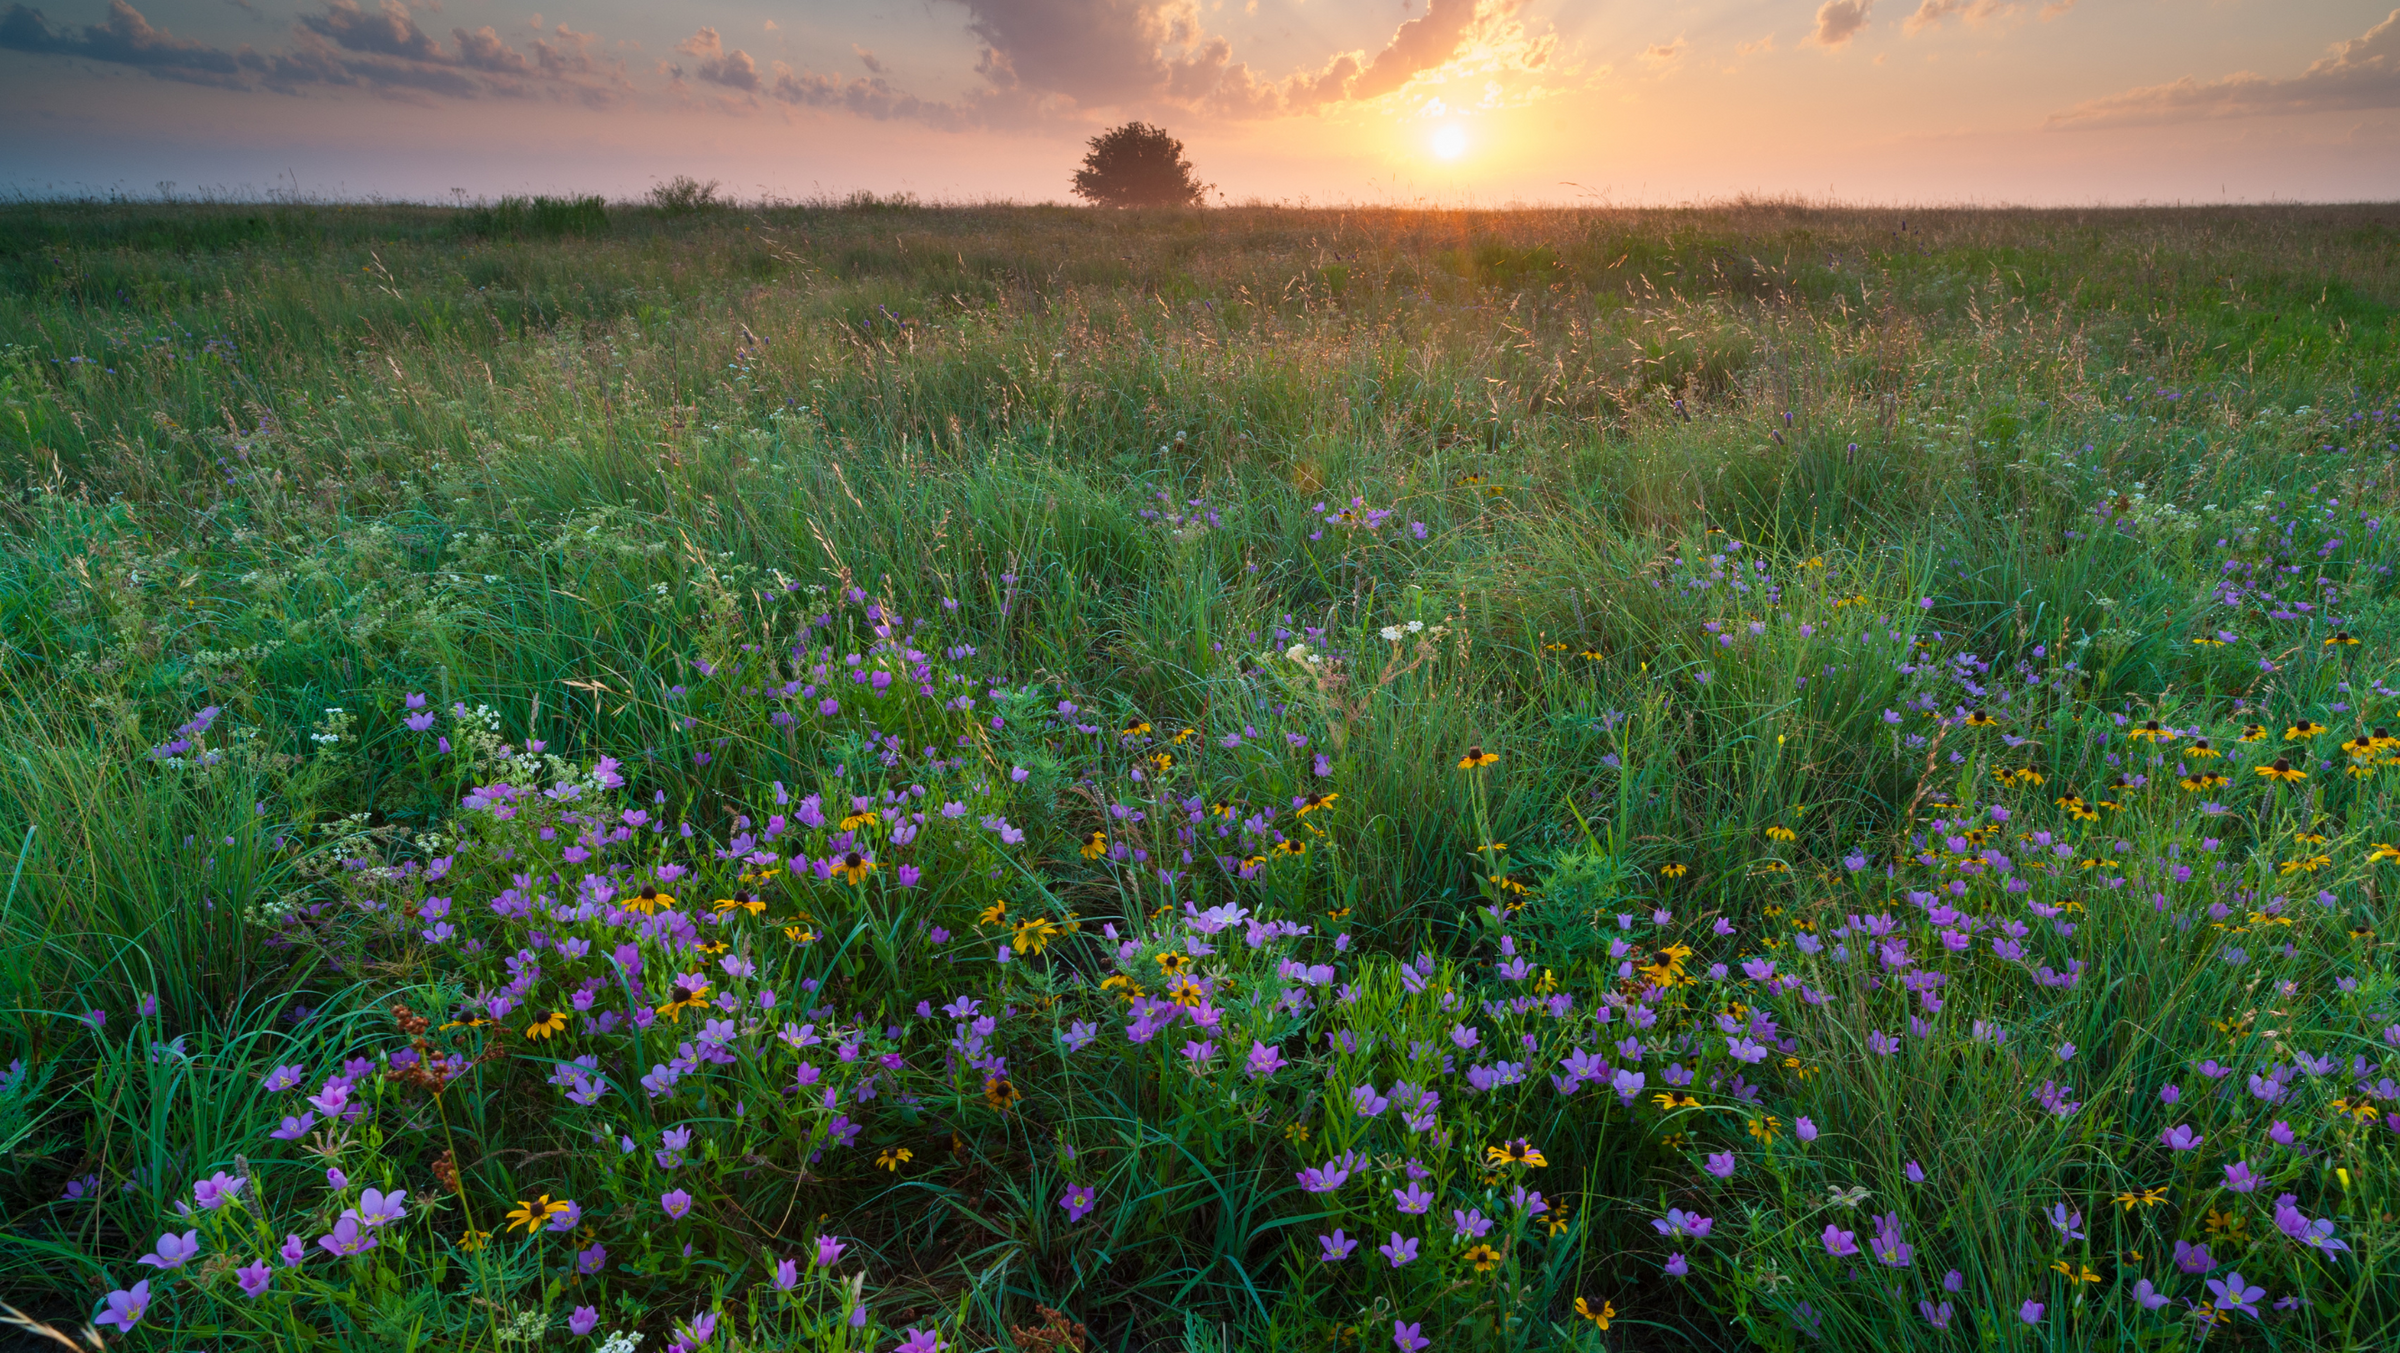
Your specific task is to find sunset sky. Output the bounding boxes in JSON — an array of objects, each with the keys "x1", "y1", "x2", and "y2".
[{"x1": 4, "y1": 0, "x2": 2397, "y2": 205}]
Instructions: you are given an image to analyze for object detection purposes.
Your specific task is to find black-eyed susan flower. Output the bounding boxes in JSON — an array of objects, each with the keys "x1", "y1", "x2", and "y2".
[
  {"x1": 875, "y1": 1147, "x2": 913, "y2": 1171},
  {"x1": 1012, "y1": 917, "x2": 1060, "y2": 955},
  {"x1": 1149, "y1": 752, "x2": 1175, "y2": 776},
  {"x1": 1208, "y1": 799, "x2": 1237, "y2": 818},
  {"x1": 655, "y1": 980, "x2": 712, "y2": 1022},
  {"x1": 1650, "y1": 1091, "x2": 1702, "y2": 1111},
  {"x1": 1464, "y1": 1243, "x2": 1502, "y2": 1273},
  {"x1": 2372, "y1": 728, "x2": 2399, "y2": 752},
  {"x1": 2342, "y1": 734, "x2": 2378, "y2": 757},
  {"x1": 523, "y1": 1010, "x2": 569, "y2": 1041},
  {"x1": 1295, "y1": 791, "x2": 1338, "y2": 817},
  {"x1": 2126, "y1": 719, "x2": 2175, "y2": 741},
  {"x1": 1764, "y1": 825, "x2": 1797, "y2": 842},
  {"x1": 1079, "y1": 830, "x2": 1108, "y2": 860},
  {"x1": 1544, "y1": 1200, "x2": 1572, "y2": 1236},
  {"x1": 831, "y1": 851, "x2": 876, "y2": 885},
  {"x1": 2240, "y1": 724, "x2": 2269, "y2": 742},
  {"x1": 2326, "y1": 631, "x2": 2360, "y2": 646},
  {"x1": 2186, "y1": 737, "x2": 2219, "y2": 759},
  {"x1": 1271, "y1": 838, "x2": 1307, "y2": 857},
  {"x1": 2180, "y1": 773, "x2": 2229, "y2": 791},
  {"x1": 840, "y1": 809, "x2": 879, "y2": 830},
  {"x1": 2050, "y1": 1260, "x2": 2101, "y2": 1284},
  {"x1": 977, "y1": 901, "x2": 1009, "y2": 925},
  {"x1": 1325, "y1": 906, "x2": 1351, "y2": 922},
  {"x1": 2257, "y1": 757, "x2": 2308, "y2": 783},
  {"x1": 1660, "y1": 862, "x2": 1688, "y2": 878},
  {"x1": 1574, "y1": 1298, "x2": 1614, "y2": 1329},
  {"x1": 1166, "y1": 975, "x2": 1206, "y2": 1008},
  {"x1": 2368, "y1": 843, "x2": 2400, "y2": 864},
  {"x1": 1746, "y1": 1115, "x2": 1782, "y2": 1143},
  {"x1": 504, "y1": 1195, "x2": 571, "y2": 1234},
  {"x1": 459, "y1": 1229, "x2": 492, "y2": 1253},
  {"x1": 2115, "y1": 1186, "x2": 2169, "y2": 1212},
  {"x1": 1170, "y1": 727, "x2": 1196, "y2": 745},
  {"x1": 1964, "y1": 709, "x2": 2000, "y2": 728},
  {"x1": 1485, "y1": 1139, "x2": 1548, "y2": 1168},
  {"x1": 1120, "y1": 719, "x2": 1151, "y2": 739},
  {"x1": 622, "y1": 885, "x2": 674, "y2": 915},
  {"x1": 983, "y1": 1076, "x2": 1021, "y2": 1111},
  {"x1": 2287, "y1": 720, "x2": 2326, "y2": 739},
  {"x1": 1457, "y1": 745, "x2": 1499, "y2": 769},
  {"x1": 2054, "y1": 794, "x2": 2098, "y2": 822}
]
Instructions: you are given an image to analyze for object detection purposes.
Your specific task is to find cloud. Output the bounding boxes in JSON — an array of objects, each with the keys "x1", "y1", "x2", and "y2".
[
  {"x1": 2049, "y1": 7, "x2": 2400, "y2": 128},
  {"x1": 1642, "y1": 37, "x2": 1685, "y2": 67},
  {"x1": 1738, "y1": 34, "x2": 1776, "y2": 55},
  {"x1": 1, "y1": 0, "x2": 242, "y2": 80},
  {"x1": 1904, "y1": 0, "x2": 2012, "y2": 35},
  {"x1": 300, "y1": 0, "x2": 440, "y2": 62},
  {"x1": 677, "y1": 26, "x2": 760, "y2": 91},
  {"x1": 1812, "y1": 0, "x2": 1872, "y2": 47}
]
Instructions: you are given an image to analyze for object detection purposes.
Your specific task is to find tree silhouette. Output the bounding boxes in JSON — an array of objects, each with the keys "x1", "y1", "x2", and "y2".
[{"x1": 1070, "y1": 123, "x2": 1210, "y2": 208}]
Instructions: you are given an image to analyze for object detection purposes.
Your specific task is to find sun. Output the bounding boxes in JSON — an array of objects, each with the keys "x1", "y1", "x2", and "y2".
[{"x1": 1430, "y1": 125, "x2": 1468, "y2": 160}]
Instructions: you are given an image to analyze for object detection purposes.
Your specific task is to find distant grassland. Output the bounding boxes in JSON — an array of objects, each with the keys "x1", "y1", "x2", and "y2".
[{"x1": 3, "y1": 198, "x2": 2400, "y2": 1349}]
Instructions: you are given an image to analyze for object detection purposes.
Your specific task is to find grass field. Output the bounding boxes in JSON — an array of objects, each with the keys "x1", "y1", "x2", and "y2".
[{"x1": 3, "y1": 194, "x2": 2400, "y2": 1351}]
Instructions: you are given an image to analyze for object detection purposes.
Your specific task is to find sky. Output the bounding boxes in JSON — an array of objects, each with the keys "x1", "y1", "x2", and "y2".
[{"x1": 3, "y1": 0, "x2": 2398, "y2": 205}]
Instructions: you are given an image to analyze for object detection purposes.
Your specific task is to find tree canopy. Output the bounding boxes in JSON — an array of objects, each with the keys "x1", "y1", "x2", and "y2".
[{"x1": 1070, "y1": 122, "x2": 1209, "y2": 208}]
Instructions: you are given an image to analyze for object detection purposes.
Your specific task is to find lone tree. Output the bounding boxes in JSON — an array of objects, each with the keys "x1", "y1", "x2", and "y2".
[{"x1": 1070, "y1": 122, "x2": 1210, "y2": 208}]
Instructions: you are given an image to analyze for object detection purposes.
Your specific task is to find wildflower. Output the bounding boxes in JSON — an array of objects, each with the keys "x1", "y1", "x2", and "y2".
[
  {"x1": 1918, "y1": 1300, "x2": 1952, "y2": 1329},
  {"x1": 1061, "y1": 1184, "x2": 1097, "y2": 1222},
  {"x1": 2115, "y1": 1186, "x2": 2168, "y2": 1211},
  {"x1": 2209, "y1": 1272, "x2": 2265, "y2": 1318},
  {"x1": 1463, "y1": 1242, "x2": 1502, "y2": 1273},
  {"x1": 2175, "y1": 1240, "x2": 2216, "y2": 1274},
  {"x1": 2047, "y1": 1204, "x2": 2085, "y2": 1240},
  {"x1": 2132, "y1": 1279, "x2": 2170, "y2": 1310},
  {"x1": 236, "y1": 1259, "x2": 271, "y2": 1297},
  {"x1": 1012, "y1": 917, "x2": 1060, "y2": 955},
  {"x1": 984, "y1": 1075, "x2": 1023, "y2": 1110},
  {"x1": 831, "y1": 851, "x2": 875, "y2": 885},
  {"x1": 2223, "y1": 1161, "x2": 2261, "y2": 1193},
  {"x1": 1295, "y1": 792, "x2": 1338, "y2": 816},
  {"x1": 661, "y1": 1189, "x2": 693, "y2": 1220},
  {"x1": 1821, "y1": 1224, "x2": 1858, "y2": 1257},
  {"x1": 458, "y1": 1229, "x2": 491, "y2": 1253},
  {"x1": 138, "y1": 1230, "x2": 200, "y2": 1270},
  {"x1": 1663, "y1": 1253, "x2": 1688, "y2": 1277},
  {"x1": 570, "y1": 1307, "x2": 600, "y2": 1336},
  {"x1": 622, "y1": 885, "x2": 675, "y2": 914},
  {"x1": 2160, "y1": 1124, "x2": 2203, "y2": 1150},
  {"x1": 317, "y1": 1215, "x2": 377, "y2": 1257},
  {"x1": 1746, "y1": 1115, "x2": 1781, "y2": 1143},
  {"x1": 2018, "y1": 1299, "x2": 2044, "y2": 1325},
  {"x1": 2127, "y1": 719, "x2": 2172, "y2": 741},
  {"x1": 2051, "y1": 1260, "x2": 2100, "y2": 1284},
  {"x1": 656, "y1": 979, "x2": 713, "y2": 1022},
  {"x1": 816, "y1": 1234, "x2": 848, "y2": 1266},
  {"x1": 1457, "y1": 745, "x2": 1499, "y2": 769},
  {"x1": 1574, "y1": 1298, "x2": 1614, "y2": 1329},
  {"x1": 1378, "y1": 1233, "x2": 1420, "y2": 1267},
  {"x1": 94, "y1": 1281, "x2": 150, "y2": 1332},
  {"x1": 1653, "y1": 1209, "x2": 1712, "y2": 1239},
  {"x1": 1079, "y1": 830, "x2": 1108, "y2": 859},
  {"x1": 1392, "y1": 1320, "x2": 1430, "y2": 1353},
  {"x1": 1318, "y1": 1229, "x2": 1359, "y2": 1262},
  {"x1": 1765, "y1": 825, "x2": 1797, "y2": 842},
  {"x1": 978, "y1": 902, "x2": 1009, "y2": 925},
  {"x1": 2287, "y1": 720, "x2": 2326, "y2": 739},
  {"x1": 193, "y1": 1171, "x2": 245, "y2": 1211},
  {"x1": 1660, "y1": 863, "x2": 1688, "y2": 878},
  {"x1": 525, "y1": 1010, "x2": 569, "y2": 1041},
  {"x1": 1704, "y1": 1152, "x2": 1737, "y2": 1179},
  {"x1": 876, "y1": 1147, "x2": 913, "y2": 1171},
  {"x1": 895, "y1": 1329, "x2": 946, "y2": 1353},
  {"x1": 1484, "y1": 1139, "x2": 1547, "y2": 1168}
]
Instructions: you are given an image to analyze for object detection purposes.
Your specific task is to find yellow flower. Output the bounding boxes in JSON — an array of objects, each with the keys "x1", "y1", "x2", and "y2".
[
  {"x1": 1271, "y1": 838, "x2": 1307, "y2": 857},
  {"x1": 1574, "y1": 1297, "x2": 1614, "y2": 1329},
  {"x1": 621, "y1": 885, "x2": 674, "y2": 915},
  {"x1": 840, "y1": 810, "x2": 879, "y2": 830},
  {"x1": 1166, "y1": 975, "x2": 1206, "y2": 1008},
  {"x1": 982, "y1": 1075, "x2": 1021, "y2": 1111},
  {"x1": 655, "y1": 980, "x2": 712, "y2": 1022},
  {"x1": 2239, "y1": 724, "x2": 2268, "y2": 742},
  {"x1": 1964, "y1": 709, "x2": 2000, "y2": 728},
  {"x1": 831, "y1": 851, "x2": 875, "y2": 885},
  {"x1": 978, "y1": 902, "x2": 1009, "y2": 925},
  {"x1": 2278, "y1": 854, "x2": 2331, "y2": 876},
  {"x1": 2325, "y1": 631, "x2": 2360, "y2": 646},
  {"x1": 504, "y1": 1195, "x2": 570, "y2": 1233},
  {"x1": 1464, "y1": 1243, "x2": 1502, "y2": 1273},
  {"x1": 2286, "y1": 720, "x2": 2326, "y2": 739},
  {"x1": 1660, "y1": 863, "x2": 1688, "y2": 878},
  {"x1": 2126, "y1": 719, "x2": 2173, "y2": 741},
  {"x1": 1295, "y1": 792, "x2": 1338, "y2": 816},
  {"x1": 1746, "y1": 1115, "x2": 1781, "y2": 1143},
  {"x1": 783, "y1": 925, "x2": 818, "y2": 945},
  {"x1": 1155, "y1": 951, "x2": 1193, "y2": 976},
  {"x1": 1484, "y1": 1140, "x2": 1546, "y2": 1168},
  {"x1": 1011, "y1": 917, "x2": 1061, "y2": 955},
  {"x1": 2114, "y1": 1186, "x2": 2168, "y2": 1211},
  {"x1": 459, "y1": 1229, "x2": 492, "y2": 1252},
  {"x1": 1764, "y1": 825, "x2": 1797, "y2": 842},
  {"x1": 1149, "y1": 752, "x2": 1175, "y2": 776},
  {"x1": 2180, "y1": 773, "x2": 2229, "y2": 791},
  {"x1": 1457, "y1": 745, "x2": 1499, "y2": 769},
  {"x1": 2369, "y1": 843, "x2": 2400, "y2": 864},
  {"x1": 1120, "y1": 719, "x2": 1151, "y2": 739},
  {"x1": 524, "y1": 1010, "x2": 569, "y2": 1041},
  {"x1": 2256, "y1": 757, "x2": 2308, "y2": 783},
  {"x1": 2185, "y1": 738, "x2": 2220, "y2": 759},
  {"x1": 1079, "y1": 830, "x2": 1108, "y2": 860},
  {"x1": 713, "y1": 893, "x2": 767, "y2": 917},
  {"x1": 876, "y1": 1147, "x2": 914, "y2": 1171},
  {"x1": 1282, "y1": 1121, "x2": 1312, "y2": 1145},
  {"x1": 2050, "y1": 1260, "x2": 2101, "y2": 1284}
]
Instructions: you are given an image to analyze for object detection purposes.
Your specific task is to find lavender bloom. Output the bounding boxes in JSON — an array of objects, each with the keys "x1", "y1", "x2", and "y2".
[
  {"x1": 353, "y1": 1187, "x2": 407, "y2": 1227},
  {"x1": 1061, "y1": 1185, "x2": 1097, "y2": 1223},
  {"x1": 2208, "y1": 1272, "x2": 2265, "y2": 1318},
  {"x1": 661, "y1": 1189, "x2": 693, "y2": 1220},
  {"x1": 1246, "y1": 1041, "x2": 1287, "y2": 1080},
  {"x1": 1704, "y1": 1152, "x2": 1737, "y2": 1179},
  {"x1": 1451, "y1": 1208, "x2": 1493, "y2": 1239},
  {"x1": 317, "y1": 1216, "x2": 377, "y2": 1258},
  {"x1": 1663, "y1": 1252, "x2": 1689, "y2": 1277},
  {"x1": 1318, "y1": 1229, "x2": 1359, "y2": 1262},
  {"x1": 138, "y1": 1230, "x2": 200, "y2": 1270},
  {"x1": 93, "y1": 1281, "x2": 150, "y2": 1331},
  {"x1": 2174, "y1": 1240, "x2": 2216, "y2": 1274},
  {"x1": 570, "y1": 1307, "x2": 600, "y2": 1335},
  {"x1": 236, "y1": 1259, "x2": 272, "y2": 1297},
  {"x1": 1377, "y1": 1233, "x2": 1420, "y2": 1268},
  {"x1": 1821, "y1": 1224, "x2": 1858, "y2": 1257},
  {"x1": 1794, "y1": 1116, "x2": 1818, "y2": 1142},
  {"x1": 1653, "y1": 1209, "x2": 1713, "y2": 1240},
  {"x1": 2132, "y1": 1279, "x2": 2170, "y2": 1311},
  {"x1": 2018, "y1": 1300, "x2": 2044, "y2": 1325},
  {"x1": 270, "y1": 1112, "x2": 318, "y2": 1141},
  {"x1": 577, "y1": 1242, "x2": 607, "y2": 1275},
  {"x1": 894, "y1": 1330, "x2": 945, "y2": 1353},
  {"x1": 2274, "y1": 1200, "x2": 2350, "y2": 1253},
  {"x1": 816, "y1": 1234, "x2": 847, "y2": 1267},
  {"x1": 2160, "y1": 1124, "x2": 2203, "y2": 1150},
  {"x1": 1918, "y1": 1299, "x2": 1951, "y2": 1329},
  {"x1": 2223, "y1": 1161, "x2": 2262, "y2": 1193},
  {"x1": 1392, "y1": 1181, "x2": 1433, "y2": 1215},
  {"x1": 2047, "y1": 1204, "x2": 2085, "y2": 1240},
  {"x1": 279, "y1": 1233, "x2": 306, "y2": 1267},
  {"x1": 193, "y1": 1171, "x2": 245, "y2": 1210}
]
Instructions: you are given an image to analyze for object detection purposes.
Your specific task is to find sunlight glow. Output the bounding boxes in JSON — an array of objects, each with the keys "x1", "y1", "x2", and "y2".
[{"x1": 1430, "y1": 125, "x2": 1468, "y2": 161}]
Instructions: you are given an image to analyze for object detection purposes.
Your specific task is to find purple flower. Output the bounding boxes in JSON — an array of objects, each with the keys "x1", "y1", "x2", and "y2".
[
  {"x1": 93, "y1": 1281, "x2": 149, "y2": 1331},
  {"x1": 1061, "y1": 1184, "x2": 1097, "y2": 1223},
  {"x1": 1794, "y1": 1116, "x2": 1818, "y2": 1142},
  {"x1": 2208, "y1": 1271, "x2": 2264, "y2": 1318},
  {"x1": 2046, "y1": 1204, "x2": 2084, "y2": 1240},
  {"x1": 2174, "y1": 1239, "x2": 2216, "y2": 1274},
  {"x1": 1663, "y1": 1252, "x2": 1689, "y2": 1277},
  {"x1": 1392, "y1": 1181, "x2": 1433, "y2": 1214},
  {"x1": 2018, "y1": 1299, "x2": 2044, "y2": 1325},
  {"x1": 317, "y1": 1215, "x2": 377, "y2": 1258},
  {"x1": 1393, "y1": 1320, "x2": 1429, "y2": 1353},
  {"x1": 236, "y1": 1260, "x2": 271, "y2": 1297},
  {"x1": 1821, "y1": 1224, "x2": 1858, "y2": 1257},
  {"x1": 894, "y1": 1329, "x2": 946, "y2": 1353},
  {"x1": 1704, "y1": 1152, "x2": 1737, "y2": 1179},
  {"x1": 1918, "y1": 1300, "x2": 1951, "y2": 1329},
  {"x1": 2160, "y1": 1124, "x2": 2203, "y2": 1150},
  {"x1": 2269, "y1": 1120, "x2": 2297, "y2": 1146},
  {"x1": 1450, "y1": 1208, "x2": 1492, "y2": 1239},
  {"x1": 354, "y1": 1187, "x2": 407, "y2": 1227},
  {"x1": 138, "y1": 1230, "x2": 200, "y2": 1270},
  {"x1": 570, "y1": 1306, "x2": 600, "y2": 1336},
  {"x1": 194, "y1": 1171, "x2": 245, "y2": 1210},
  {"x1": 678, "y1": 1310, "x2": 719, "y2": 1346},
  {"x1": 2273, "y1": 1200, "x2": 2350, "y2": 1253},
  {"x1": 2223, "y1": 1161, "x2": 2262, "y2": 1193},
  {"x1": 816, "y1": 1234, "x2": 848, "y2": 1267},
  {"x1": 1318, "y1": 1229, "x2": 1359, "y2": 1262},
  {"x1": 577, "y1": 1242, "x2": 607, "y2": 1276},
  {"x1": 326, "y1": 1166, "x2": 348, "y2": 1190},
  {"x1": 279, "y1": 1233, "x2": 306, "y2": 1267},
  {"x1": 1246, "y1": 1041, "x2": 1287, "y2": 1080},
  {"x1": 1653, "y1": 1209, "x2": 1712, "y2": 1240},
  {"x1": 2132, "y1": 1279, "x2": 2170, "y2": 1311},
  {"x1": 546, "y1": 1199, "x2": 583, "y2": 1233},
  {"x1": 270, "y1": 1112, "x2": 317, "y2": 1141},
  {"x1": 662, "y1": 1188, "x2": 693, "y2": 1220},
  {"x1": 773, "y1": 1258, "x2": 800, "y2": 1291},
  {"x1": 2158, "y1": 1082, "x2": 2181, "y2": 1104},
  {"x1": 1377, "y1": 1232, "x2": 1420, "y2": 1267}
]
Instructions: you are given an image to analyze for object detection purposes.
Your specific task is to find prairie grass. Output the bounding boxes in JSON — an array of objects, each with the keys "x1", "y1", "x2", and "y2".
[{"x1": 1, "y1": 197, "x2": 2398, "y2": 1351}]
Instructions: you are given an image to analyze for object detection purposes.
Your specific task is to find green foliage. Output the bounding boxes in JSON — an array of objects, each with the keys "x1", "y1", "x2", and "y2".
[
  {"x1": 459, "y1": 195, "x2": 610, "y2": 239},
  {"x1": 3, "y1": 199, "x2": 2400, "y2": 1351},
  {"x1": 1070, "y1": 123, "x2": 1210, "y2": 209}
]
